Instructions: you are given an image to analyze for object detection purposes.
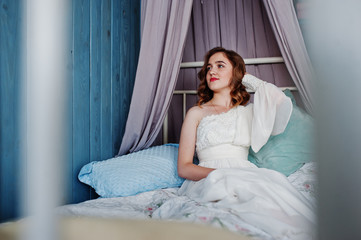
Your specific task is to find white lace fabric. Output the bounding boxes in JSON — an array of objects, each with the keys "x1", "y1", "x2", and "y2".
[
  {"x1": 196, "y1": 105, "x2": 256, "y2": 168},
  {"x1": 242, "y1": 73, "x2": 264, "y2": 92},
  {"x1": 196, "y1": 106, "x2": 238, "y2": 151},
  {"x1": 195, "y1": 74, "x2": 292, "y2": 167}
]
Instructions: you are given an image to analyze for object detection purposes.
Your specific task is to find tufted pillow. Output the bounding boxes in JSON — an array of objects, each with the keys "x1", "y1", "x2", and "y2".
[
  {"x1": 78, "y1": 144, "x2": 185, "y2": 198},
  {"x1": 248, "y1": 90, "x2": 315, "y2": 176}
]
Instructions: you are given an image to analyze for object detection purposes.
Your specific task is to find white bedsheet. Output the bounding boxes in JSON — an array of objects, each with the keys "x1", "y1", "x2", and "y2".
[{"x1": 57, "y1": 162, "x2": 317, "y2": 240}]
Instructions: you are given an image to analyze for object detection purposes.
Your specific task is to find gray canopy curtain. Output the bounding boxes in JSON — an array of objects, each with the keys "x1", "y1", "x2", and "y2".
[
  {"x1": 262, "y1": 0, "x2": 314, "y2": 114},
  {"x1": 117, "y1": 0, "x2": 193, "y2": 155},
  {"x1": 118, "y1": 0, "x2": 313, "y2": 155}
]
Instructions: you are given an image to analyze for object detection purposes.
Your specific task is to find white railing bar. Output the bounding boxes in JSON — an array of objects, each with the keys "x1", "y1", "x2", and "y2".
[
  {"x1": 163, "y1": 113, "x2": 168, "y2": 144},
  {"x1": 173, "y1": 86, "x2": 297, "y2": 95},
  {"x1": 279, "y1": 86, "x2": 298, "y2": 91},
  {"x1": 163, "y1": 86, "x2": 297, "y2": 144},
  {"x1": 174, "y1": 90, "x2": 197, "y2": 94},
  {"x1": 183, "y1": 93, "x2": 187, "y2": 120},
  {"x1": 180, "y1": 57, "x2": 284, "y2": 68}
]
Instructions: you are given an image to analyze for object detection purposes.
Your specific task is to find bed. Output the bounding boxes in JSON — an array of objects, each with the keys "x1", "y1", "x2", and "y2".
[
  {"x1": 0, "y1": 82, "x2": 315, "y2": 240},
  {"x1": 0, "y1": 84, "x2": 316, "y2": 240},
  {"x1": 55, "y1": 162, "x2": 316, "y2": 240},
  {"x1": 0, "y1": 159, "x2": 316, "y2": 240},
  {"x1": 53, "y1": 87, "x2": 316, "y2": 240},
  {"x1": 0, "y1": 64, "x2": 317, "y2": 240}
]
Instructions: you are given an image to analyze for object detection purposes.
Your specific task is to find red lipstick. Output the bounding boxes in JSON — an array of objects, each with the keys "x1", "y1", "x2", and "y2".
[{"x1": 210, "y1": 77, "x2": 218, "y2": 82}]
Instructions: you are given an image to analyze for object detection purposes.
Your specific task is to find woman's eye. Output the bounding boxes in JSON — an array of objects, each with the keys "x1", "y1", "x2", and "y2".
[
  {"x1": 218, "y1": 64, "x2": 224, "y2": 68},
  {"x1": 206, "y1": 66, "x2": 211, "y2": 71}
]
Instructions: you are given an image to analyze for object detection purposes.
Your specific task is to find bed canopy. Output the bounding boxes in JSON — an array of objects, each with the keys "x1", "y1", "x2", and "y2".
[{"x1": 117, "y1": 0, "x2": 314, "y2": 156}]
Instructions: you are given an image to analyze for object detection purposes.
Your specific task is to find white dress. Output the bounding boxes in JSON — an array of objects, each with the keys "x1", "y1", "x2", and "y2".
[{"x1": 178, "y1": 74, "x2": 316, "y2": 239}]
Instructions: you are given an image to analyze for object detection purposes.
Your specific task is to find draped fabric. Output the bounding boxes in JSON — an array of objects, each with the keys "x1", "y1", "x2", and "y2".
[
  {"x1": 117, "y1": 0, "x2": 193, "y2": 155},
  {"x1": 168, "y1": 0, "x2": 294, "y2": 143},
  {"x1": 118, "y1": 0, "x2": 314, "y2": 154},
  {"x1": 262, "y1": 0, "x2": 314, "y2": 114}
]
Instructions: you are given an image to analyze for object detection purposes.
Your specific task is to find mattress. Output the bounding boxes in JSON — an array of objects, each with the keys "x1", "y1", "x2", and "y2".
[{"x1": 56, "y1": 162, "x2": 317, "y2": 240}]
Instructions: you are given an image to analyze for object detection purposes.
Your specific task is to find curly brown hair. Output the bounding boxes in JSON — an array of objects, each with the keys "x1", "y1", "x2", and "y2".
[{"x1": 197, "y1": 47, "x2": 250, "y2": 107}]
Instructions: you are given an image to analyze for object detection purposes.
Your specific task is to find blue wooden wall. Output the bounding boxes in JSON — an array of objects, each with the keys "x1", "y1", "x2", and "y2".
[
  {"x1": 0, "y1": 0, "x2": 23, "y2": 222},
  {"x1": 0, "y1": 0, "x2": 140, "y2": 222},
  {"x1": 69, "y1": 0, "x2": 141, "y2": 203}
]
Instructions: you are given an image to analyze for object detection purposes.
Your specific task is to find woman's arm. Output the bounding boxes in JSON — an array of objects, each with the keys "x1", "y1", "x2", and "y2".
[
  {"x1": 177, "y1": 107, "x2": 214, "y2": 181},
  {"x1": 242, "y1": 73, "x2": 293, "y2": 152}
]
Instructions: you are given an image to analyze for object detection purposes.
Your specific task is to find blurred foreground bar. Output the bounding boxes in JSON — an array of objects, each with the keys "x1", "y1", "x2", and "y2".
[
  {"x1": 306, "y1": 1, "x2": 361, "y2": 239},
  {"x1": 23, "y1": 0, "x2": 69, "y2": 240}
]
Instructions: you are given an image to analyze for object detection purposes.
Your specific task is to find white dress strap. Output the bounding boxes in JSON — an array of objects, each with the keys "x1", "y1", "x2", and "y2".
[{"x1": 242, "y1": 74, "x2": 293, "y2": 153}]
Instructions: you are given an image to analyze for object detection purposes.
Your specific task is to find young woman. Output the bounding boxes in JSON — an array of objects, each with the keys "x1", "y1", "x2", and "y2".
[{"x1": 177, "y1": 47, "x2": 315, "y2": 239}]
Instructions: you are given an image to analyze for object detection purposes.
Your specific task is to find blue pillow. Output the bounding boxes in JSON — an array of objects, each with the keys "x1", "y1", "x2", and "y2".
[
  {"x1": 78, "y1": 144, "x2": 185, "y2": 198},
  {"x1": 248, "y1": 90, "x2": 315, "y2": 176}
]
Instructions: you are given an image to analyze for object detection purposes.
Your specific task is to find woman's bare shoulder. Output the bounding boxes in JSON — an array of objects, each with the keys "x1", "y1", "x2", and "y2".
[
  {"x1": 186, "y1": 105, "x2": 203, "y2": 119},
  {"x1": 185, "y1": 105, "x2": 211, "y2": 124}
]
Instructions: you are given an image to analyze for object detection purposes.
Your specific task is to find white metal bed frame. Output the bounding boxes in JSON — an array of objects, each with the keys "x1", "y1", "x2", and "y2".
[{"x1": 163, "y1": 57, "x2": 297, "y2": 143}]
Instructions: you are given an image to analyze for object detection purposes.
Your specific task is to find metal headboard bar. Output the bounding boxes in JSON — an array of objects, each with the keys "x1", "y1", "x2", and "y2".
[
  {"x1": 164, "y1": 56, "x2": 287, "y2": 143},
  {"x1": 163, "y1": 86, "x2": 297, "y2": 144},
  {"x1": 180, "y1": 57, "x2": 284, "y2": 68}
]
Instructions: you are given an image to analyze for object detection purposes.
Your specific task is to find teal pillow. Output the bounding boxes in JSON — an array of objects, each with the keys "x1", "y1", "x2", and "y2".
[
  {"x1": 248, "y1": 90, "x2": 315, "y2": 176},
  {"x1": 78, "y1": 144, "x2": 185, "y2": 198}
]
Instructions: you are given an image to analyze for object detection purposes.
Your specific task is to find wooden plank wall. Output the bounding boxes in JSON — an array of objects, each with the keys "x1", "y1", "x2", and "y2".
[
  {"x1": 68, "y1": 0, "x2": 141, "y2": 203},
  {"x1": 0, "y1": 0, "x2": 22, "y2": 222},
  {"x1": 0, "y1": 0, "x2": 141, "y2": 222}
]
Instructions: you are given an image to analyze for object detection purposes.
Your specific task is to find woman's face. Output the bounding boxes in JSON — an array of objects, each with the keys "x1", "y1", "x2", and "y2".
[{"x1": 206, "y1": 52, "x2": 233, "y2": 93}]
